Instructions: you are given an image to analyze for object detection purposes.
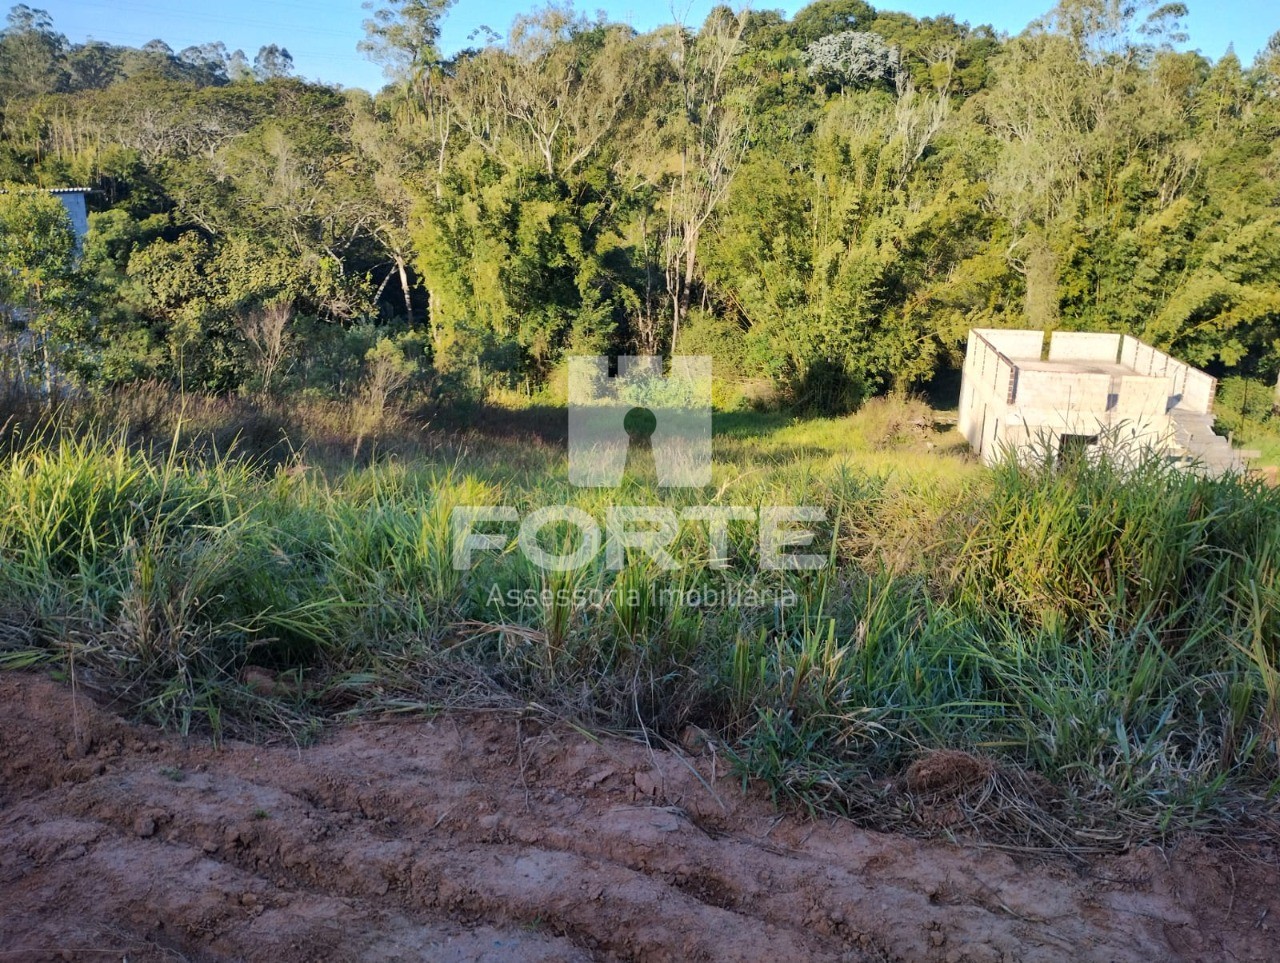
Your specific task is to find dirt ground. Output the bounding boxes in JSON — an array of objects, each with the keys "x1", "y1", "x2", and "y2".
[{"x1": 1, "y1": 673, "x2": 1278, "y2": 962}]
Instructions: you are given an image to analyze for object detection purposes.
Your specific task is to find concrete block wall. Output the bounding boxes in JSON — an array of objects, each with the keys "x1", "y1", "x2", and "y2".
[
  {"x1": 976, "y1": 328, "x2": 1044, "y2": 360},
  {"x1": 1114, "y1": 376, "x2": 1172, "y2": 440},
  {"x1": 1120, "y1": 336, "x2": 1140, "y2": 371},
  {"x1": 957, "y1": 330, "x2": 976, "y2": 442},
  {"x1": 1114, "y1": 376, "x2": 1170, "y2": 420},
  {"x1": 1014, "y1": 370, "x2": 1112, "y2": 414},
  {"x1": 1120, "y1": 337, "x2": 1215, "y2": 413},
  {"x1": 1182, "y1": 369, "x2": 1215, "y2": 413},
  {"x1": 1047, "y1": 332, "x2": 1122, "y2": 363},
  {"x1": 959, "y1": 331, "x2": 1020, "y2": 454}
]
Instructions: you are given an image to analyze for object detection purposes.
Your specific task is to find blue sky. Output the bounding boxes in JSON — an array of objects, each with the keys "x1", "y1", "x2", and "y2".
[{"x1": 37, "y1": 0, "x2": 1280, "y2": 92}]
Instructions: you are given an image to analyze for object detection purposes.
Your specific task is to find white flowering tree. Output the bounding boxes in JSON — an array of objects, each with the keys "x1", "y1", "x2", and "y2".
[{"x1": 804, "y1": 31, "x2": 900, "y2": 91}]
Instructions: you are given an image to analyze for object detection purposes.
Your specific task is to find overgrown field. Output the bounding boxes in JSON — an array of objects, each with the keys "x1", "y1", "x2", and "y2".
[{"x1": 2, "y1": 397, "x2": 1279, "y2": 850}]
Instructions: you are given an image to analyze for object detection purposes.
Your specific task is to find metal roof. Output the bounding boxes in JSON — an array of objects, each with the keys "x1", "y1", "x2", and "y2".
[{"x1": 0, "y1": 187, "x2": 94, "y2": 193}]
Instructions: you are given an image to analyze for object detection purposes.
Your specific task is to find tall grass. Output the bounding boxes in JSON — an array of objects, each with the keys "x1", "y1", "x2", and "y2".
[{"x1": 0, "y1": 402, "x2": 1276, "y2": 844}]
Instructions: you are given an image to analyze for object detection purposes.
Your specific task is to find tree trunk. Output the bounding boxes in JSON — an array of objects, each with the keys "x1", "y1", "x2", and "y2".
[
  {"x1": 41, "y1": 335, "x2": 52, "y2": 401},
  {"x1": 396, "y1": 254, "x2": 413, "y2": 325}
]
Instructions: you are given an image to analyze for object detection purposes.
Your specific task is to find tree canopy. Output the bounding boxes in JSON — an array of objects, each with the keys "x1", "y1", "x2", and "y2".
[{"x1": 0, "y1": 0, "x2": 1276, "y2": 407}]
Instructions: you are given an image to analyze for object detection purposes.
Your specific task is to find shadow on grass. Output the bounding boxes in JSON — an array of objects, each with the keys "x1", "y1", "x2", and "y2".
[
  {"x1": 429, "y1": 402, "x2": 803, "y2": 447},
  {"x1": 430, "y1": 402, "x2": 571, "y2": 445}
]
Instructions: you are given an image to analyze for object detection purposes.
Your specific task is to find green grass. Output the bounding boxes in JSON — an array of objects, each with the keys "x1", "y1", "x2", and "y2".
[{"x1": 1, "y1": 399, "x2": 1277, "y2": 847}]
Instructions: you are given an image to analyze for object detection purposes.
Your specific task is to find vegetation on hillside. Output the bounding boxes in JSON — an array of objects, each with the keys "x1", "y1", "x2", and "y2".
[
  {"x1": 0, "y1": 0, "x2": 1277, "y2": 422},
  {"x1": 2, "y1": 1, "x2": 1280, "y2": 846}
]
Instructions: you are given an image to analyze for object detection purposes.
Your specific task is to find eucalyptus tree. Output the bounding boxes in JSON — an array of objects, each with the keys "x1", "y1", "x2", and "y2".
[
  {"x1": 655, "y1": 6, "x2": 754, "y2": 348},
  {"x1": 253, "y1": 45, "x2": 293, "y2": 80},
  {"x1": 0, "y1": 4, "x2": 66, "y2": 100},
  {"x1": 359, "y1": 0, "x2": 454, "y2": 80}
]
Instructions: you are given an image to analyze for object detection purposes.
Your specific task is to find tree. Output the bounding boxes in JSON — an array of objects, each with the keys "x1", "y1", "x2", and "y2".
[
  {"x1": 410, "y1": 8, "x2": 655, "y2": 376},
  {"x1": 253, "y1": 44, "x2": 293, "y2": 80},
  {"x1": 656, "y1": 7, "x2": 753, "y2": 347},
  {"x1": 0, "y1": 4, "x2": 67, "y2": 99},
  {"x1": 446, "y1": 9, "x2": 651, "y2": 179},
  {"x1": 178, "y1": 42, "x2": 231, "y2": 85},
  {"x1": 1036, "y1": 0, "x2": 1188, "y2": 64},
  {"x1": 804, "y1": 31, "x2": 899, "y2": 91},
  {"x1": 788, "y1": 0, "x2": 877, "y2": 48},
  {"x1": 0, "y1": 0, "x2": 1275, "y2": 406},
  {"x1": 704, "y1": 69, "x2": 967, "y2": 398},
  {"x1": 359, "y1": 0, "x2": 454, "y2": 79},
  {"x1": 227, "y1": 48, "x2": 252, "y2": 82},
  {"x1": 1257, "y1": 31, "x2": 1280, "y2": 96},
  {"x1": 0, "y1": 187, "x2": 84, "y2": 395},
  {"x1": 125, "y1": 231, "x2": 215, "y2": 391},
  {"x1": 348, "y1": 91, "x2": 424, "y2": 325}
]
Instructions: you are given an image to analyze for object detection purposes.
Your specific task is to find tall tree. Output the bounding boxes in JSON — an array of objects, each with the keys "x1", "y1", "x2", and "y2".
[
  {"x1": 359, "y1": 0, "x2": 454, "y2": 80},
  {"x1": 0, "y1": 4, "x2": 66, "y2": 99},
  {"x1": 657, "y1": 7, "x2": 753, "y2": 347},
  {"x1": 0, "y1": 187, "x2": 84, "y2": 394},
  {"x1": 253, "y1": 44, "x2": 293, "y2": 80}
]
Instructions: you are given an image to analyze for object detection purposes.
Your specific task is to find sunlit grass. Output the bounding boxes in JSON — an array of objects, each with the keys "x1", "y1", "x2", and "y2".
[{"x1": 0, "y1": 398, "x2": 1277, "y2": 843}]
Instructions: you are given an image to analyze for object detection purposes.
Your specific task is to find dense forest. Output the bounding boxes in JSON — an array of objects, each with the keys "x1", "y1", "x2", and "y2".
[{"x1": 1, "y1": 0, "x2": 1278, "y2": 414}]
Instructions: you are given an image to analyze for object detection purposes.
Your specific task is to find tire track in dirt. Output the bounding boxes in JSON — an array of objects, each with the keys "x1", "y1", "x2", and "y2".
[{"x1": 2, "y1": 673, "x2": 1278, "y2": 962}]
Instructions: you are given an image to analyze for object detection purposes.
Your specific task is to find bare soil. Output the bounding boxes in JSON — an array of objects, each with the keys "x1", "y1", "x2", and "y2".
[{"x1": 1, "y1": 673, "x2": 1277, "y2": 962}]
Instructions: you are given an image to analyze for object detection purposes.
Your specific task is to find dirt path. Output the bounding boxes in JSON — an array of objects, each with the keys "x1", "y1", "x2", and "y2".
[{"x1": 1, "y1": 673, "x2": 1277, "y2": 962}]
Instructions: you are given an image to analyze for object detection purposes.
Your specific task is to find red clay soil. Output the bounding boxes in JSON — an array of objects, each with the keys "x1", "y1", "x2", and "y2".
[{"x1": 1, "y1": 673, "x2": 1278, "y2": 962}]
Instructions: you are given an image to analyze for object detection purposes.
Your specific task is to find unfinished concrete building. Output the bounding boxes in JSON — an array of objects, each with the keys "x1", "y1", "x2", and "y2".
[{"x1": 959, "y1": 329, "x2": 1251, "y2": 473}]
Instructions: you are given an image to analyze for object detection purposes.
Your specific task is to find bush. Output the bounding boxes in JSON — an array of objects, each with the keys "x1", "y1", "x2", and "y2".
[{"x1": 783, "y1": 357, "x2": 867, "y2": 415}]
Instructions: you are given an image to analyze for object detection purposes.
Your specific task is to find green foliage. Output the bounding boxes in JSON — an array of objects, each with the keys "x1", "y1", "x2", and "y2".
[
  {"x1": 804, "y1": 30, "x2": 899, "y2": 90},
  {"x1": 1, "y1": 0, "x2": 1279, "y2": 414},
  {"x1": 0, "y1": 185, "x2": 88, "y2": 388},
  {"x1": 2, "y1": 0, "x2": 1280, "y2": 846},
  {"x1": 359, "y1": 0, "x2": 453, "y2": 78},
  {"x1": 0, "y1": 184, "x2": 78, "y2": 310}
]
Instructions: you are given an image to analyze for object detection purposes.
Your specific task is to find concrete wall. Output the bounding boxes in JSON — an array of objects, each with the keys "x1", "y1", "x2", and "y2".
[
  {"x1": 1120, "y1": 336, "x2": 1139, "y2": 371},
  {"x1": 1014, "y1": 370, "x2": 1112, "y2": 415},
  {"x1": 1183, "y1": 369, "x2": 1215, "y2": 413},
  {"x1": 1114, "y1": 375, "x2": 1169, "y2": 419},
  {"x1": 1047, "y1": 332, "x2": 1121, "y2": 363},
  {"x1": 53, "y1": 192, "x2": 89, "y2": 240},
  {"x1": 959, "y1": 330, "x2": 1020, "y2": 459},
  {"x1": 959, "y1": 328, "x2": 1215, "y2": 465},
  {"x1": 975, "y1": 328, "x2": 1044, "y2": 360},
  {"x1": 1120, "y1": 336, "x2": 1215, "y2": 413}
]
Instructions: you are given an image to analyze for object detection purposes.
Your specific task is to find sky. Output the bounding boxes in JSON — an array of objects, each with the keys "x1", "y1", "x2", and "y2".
[{"x1": 37, "y1": 0, "x2": 1280, "y2": 92}]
